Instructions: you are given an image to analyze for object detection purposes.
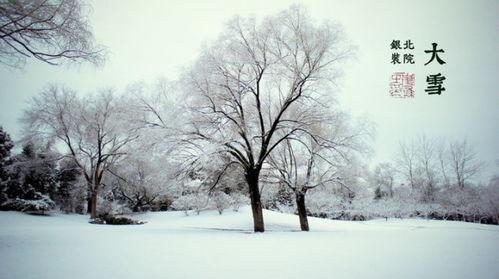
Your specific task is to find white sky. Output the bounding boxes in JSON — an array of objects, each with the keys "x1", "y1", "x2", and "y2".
[{"x1": 0, "y1": 0, "x2": 497, "y2": 181}]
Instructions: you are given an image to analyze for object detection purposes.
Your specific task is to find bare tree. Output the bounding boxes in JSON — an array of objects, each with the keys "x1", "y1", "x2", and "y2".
[
  {"x1": 22, "y1": 85, "x2": 140, "y2": 218},
  {"x1": 397, "y1": 136, "x2": 438, "y2": 201},
  {"x1": 372, "y1": 162, "x2": 395, "y2": 199},
  {"x1": 417, "y1": 135, "x2": 437, "y2": 202},
  {"x1": 449, "y1": 139, "x2": 485, "y2": 189},
  {"x1": 105, "y1": 136, "x2": 176, "y2": 213},
  {"x1": 267, "y1": 139, "x2": 325, "y2": 231},
  {"x1": 174, "y1": 6, "x2": 352, "y2": 232},
  {"x1": 397, "y1": 140, "x2": 418, "y2": 190},
  {"x1": 267, "y1": 113, "x2": 370, "y2": 231},
  {"x1": 110, "y1": 158, "x2": 163, "y2": 212},
  {"x1": 0, "y1": 0, "x2": 105, "y2": 68},
  {"x1": 436, "y1": 139, "x2": 451, "y2": 188}
]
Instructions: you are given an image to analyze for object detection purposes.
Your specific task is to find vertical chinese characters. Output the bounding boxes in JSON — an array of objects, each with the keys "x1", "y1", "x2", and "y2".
[
  {"x1": 424, "y1": 43, "x2": 446, "y2": 95},
  {"x1": 391, "y1": 39, "x2": 415, "y2": 64}
]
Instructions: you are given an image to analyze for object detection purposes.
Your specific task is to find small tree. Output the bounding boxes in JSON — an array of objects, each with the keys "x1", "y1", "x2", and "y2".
[
  {"x1": 55, "y1": 158, "x2": 85, "y2": 213},
  {"x1": 212, "y1": 191, "x2": 232, "y2": 215},
  {"x1": 417, "y1": 136, "x2": 437, "y2": 202},
  {"x1": 371, "y1": 163, "x2": 395, "y2": 199},
  {"x1": 0, "y1": 126, "x2": 13, "y2": 162},
  {"x1": 171, "y1": 191, "x2": 209, "y2": 215},
  {"x1": 397, "y1": 140, "x2": 418, "y2": 190},
  {"x1": 1, "y1": 141, "x2": 58, "y2": 214},
  {"x1": 0, "y1": 126, "x2": 14, "y2": 203},
  {"x1": 449, "y1": 139, "x2": 485, "y2": 189},
  {"x1": 109, "y1": 156, "x2": 165, "y2": 212},
  {"x1": 15, "y1": 142, "x2": 59, "y2": 199},
  {"x1": 267, "y1": 115, "x2": 370, "y2": 231},
  {"x1": 22, "y1": 85, "x2": 141, "y2": 218}
]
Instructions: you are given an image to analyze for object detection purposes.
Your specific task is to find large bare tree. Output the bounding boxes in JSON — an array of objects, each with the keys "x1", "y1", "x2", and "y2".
[
  {"x1": 176, "y1": 6, "x2": 352, "y2": 232},
  {"x1": 22, "y1": 85, "x2": 140, "y2": 218},
  {"x1": 0, "y1": 0, "x2": 105, "y2": 68}
]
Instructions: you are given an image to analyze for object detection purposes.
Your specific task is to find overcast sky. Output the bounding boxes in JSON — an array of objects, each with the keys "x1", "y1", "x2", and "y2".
[{"x1": 0, "y1": 0, "x2": 497, "y2": 182}]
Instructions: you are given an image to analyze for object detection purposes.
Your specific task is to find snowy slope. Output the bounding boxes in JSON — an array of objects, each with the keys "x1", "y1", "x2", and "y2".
[{"x1": 0, "y1": 207, "x2": 498, "y2": 279}]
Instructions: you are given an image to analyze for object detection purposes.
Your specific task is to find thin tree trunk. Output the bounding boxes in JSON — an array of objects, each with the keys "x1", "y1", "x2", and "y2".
[
  {"x1": 246, "y1": 170, "x2": 264, "y2": 232},
  {"x1": 90, "y1": 191, "x2": 98, "y2": 219},
  {"x1": 459, "y1": 179, "x2": 464, "y2": 189},
  {"x1": 296, "y1": 192, "x2": 309, "y2": 231},
  {"x1": 86, "y1": 181, "x2": 93, "y2": 214}
]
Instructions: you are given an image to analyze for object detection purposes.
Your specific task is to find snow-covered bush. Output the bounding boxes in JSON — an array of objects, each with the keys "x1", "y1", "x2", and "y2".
[
  {"x1": 260, "y1": 183, "x2": 278, "y2": 209},
  {"x1": 4, "y1": 142, "x2": 59, "y2": 201},
  {"x1": 89, "y1": 215, "x2": 145, "y2": 225},
  {"x1": 149, "y1": 195, "x2": 174, "y2": 211},
  {"x1": 1, "y1": 193, "x2": 55, "y2": 215},
  {"x1": 171, "y1": 195, "x2": 194, "y2": 215},
  {"x1": 259, "y1": 171, "x2": 498, "y2": 225},
  {"x1": 306, "y1": 189, "x2": 345, "y2": 218},
  {"x1": 230, "y1": 192, "x2": 249, "y2": 212},
  {"x1": 476, "y1": 183, "x2": 499, "y2": 224},
  {"x1": 172, "y1": 192, "x2": 209, "y2": 215},
  {"x1": 260, "y1": 182, "x2": 294, "y2": 212},
  {"x1": 106, "y1": 149, "x2": 171, "y2": 213},
  {"x1": 97, "y1": 198, "x2": 132, "y2": 216},
  {"x1": 211, "y1": 191, "x2": 232, "y2": 215}
]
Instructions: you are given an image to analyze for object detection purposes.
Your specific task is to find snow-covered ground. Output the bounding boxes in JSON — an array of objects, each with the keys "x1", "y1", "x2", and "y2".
[{"x1": 1, "y1": 207, "x2": 498, "y2": 279}]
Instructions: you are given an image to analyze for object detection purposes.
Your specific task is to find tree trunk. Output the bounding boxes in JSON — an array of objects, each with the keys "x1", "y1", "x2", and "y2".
[
  {"x1": 246, "y1": 169, "x2": 264, "y2": 232},
  {"x1": 90, "y1": 191, "x2": 98, "y2": 219},
  {"x1": 86, "y1": 181, "x2": 93, "y2": 214},
  {"x1": 295, "y1": 192, "x2": 309, "y2": 231},
  {"x1": 87, "y1": 195, "x2": 92, "y2": 214}
]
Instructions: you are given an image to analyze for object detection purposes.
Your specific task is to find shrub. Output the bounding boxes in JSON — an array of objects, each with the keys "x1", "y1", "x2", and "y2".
[
  {"x1": 90, "y1": 214, "x2": 145, "y2": 225},
  {"x1": 0, "y1": 193, "x2": 55, "y2": 215},
  {"x1": 172, "y1": 192, "x2": 209, "y2": 215},
  {"x1": 211, "y1": 192, "x2": 232, "y2": 215}
]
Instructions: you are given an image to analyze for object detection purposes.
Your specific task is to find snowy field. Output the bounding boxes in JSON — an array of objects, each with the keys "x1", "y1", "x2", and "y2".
[{"x1": 1, "y1": 207, "x2": 498, "y2": 279}]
